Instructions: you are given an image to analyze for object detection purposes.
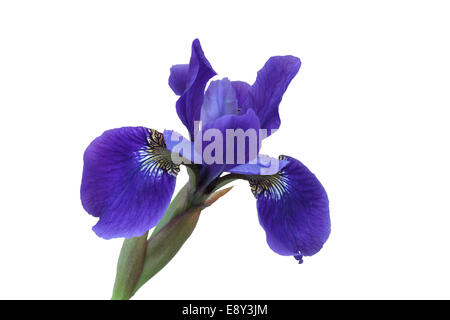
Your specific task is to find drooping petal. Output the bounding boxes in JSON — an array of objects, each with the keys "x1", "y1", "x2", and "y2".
[
  {"x1": 200, "y1": 78, "x2": 239, "y2": 125},
  {"x1": 243, "y1": 56, "x2": 301, "y2": 134},
  {"x1": 174, "y1": 39, "x2": 217, "y2": 139},
  {"x1": 168, "y1": 64, "x2": 189, "y2": 95},
  {"x1": 248, "y1": 155, "x2": 330, "y2": 262},
  {"x1": 81, "y1": 127, "x2": 180, "y2": 239}
]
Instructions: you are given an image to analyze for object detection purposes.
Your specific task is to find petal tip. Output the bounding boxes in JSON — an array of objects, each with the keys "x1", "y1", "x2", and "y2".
[
  {"x1": 294, "y1": 254, "x2": 304, "y2": 264},
  {"x1": 253, "y1": 155, "x2": 330, "y2": 260}
]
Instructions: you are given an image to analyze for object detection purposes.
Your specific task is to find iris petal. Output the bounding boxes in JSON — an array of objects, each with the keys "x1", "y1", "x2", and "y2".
[
  {"x1": 243, "y1": 56, "x2": 301, "y2": 134},
  {"x1": 202, "y1": 108, "x2": 261, "y2": 171},
  {"x1": 227, "y1": 155, "x2": 288, "y2": 175},
  {"x1": 248, "y1": 155, "x2": 330, "y2": 262},
  {"x1": 164, "y1": 109, "x2": 261, "y2": 171},
  {"x1": 163, "y1": 129, "x2": 202, "y2": 165},
  {"x1": 174, "y1": 39, "x2": 216, "y2": 139},
  {"x1": 164, "y1": 110, "x2": 261, "y2": 187},
  {"x1": 231, "y1": 80, "x2": 251, "y2": 109},
  {"x1": 81, "y1": 127, "x2": 179, "y2": 239},
  {"x1": 168, "y1": 64, "x2": 189, "y2": 95},
  {"x1": 200, "y1": 78, "x2": 239, "y2": 125}
]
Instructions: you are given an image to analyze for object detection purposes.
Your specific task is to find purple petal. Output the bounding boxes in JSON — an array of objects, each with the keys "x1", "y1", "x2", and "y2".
[
  {"x1": 243, "y1": 56, "x2": 301, "y2": 134},
  {"x1": 175, "y1": 39, "x2": 216, "y2": 139},
  {"x1": 168, "y1": 64, "x2": 189, "y2": 95},
  {"x1": 231, "y1": 80, "x2": 251, "y2": 108},
  {"x1": 165, "y1": 109, "x2": 261, "y2": 170},
  {"x1": 200, "y1": 78, "x2": 239, "y2": 125},
  {"x1": 165, "y1": 110, "x2": 262, "y2": 186},
  {"x1": 163, "y1": 129, "x2": 201, "y2": 164},
  {"x1": 202, "y1": 108, "x2": 261, "y2": 171},
  {"x1": 163, "y1": 129, "x2": 225, "y2": 188},
  {"x1": 227, "y1": 155, "x2": 288, "y2": 175},
  {"x1": 81, "y1": 127, "x2": 179, "y2": 239},
  {"x1": 249, "y1": 155, "x2": 330, "y2": 261}
]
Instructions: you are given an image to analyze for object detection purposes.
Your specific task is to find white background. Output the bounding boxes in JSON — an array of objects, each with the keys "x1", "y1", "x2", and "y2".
[{"x1": 1, "y1": 1, "x2": 449, "y2": 299}]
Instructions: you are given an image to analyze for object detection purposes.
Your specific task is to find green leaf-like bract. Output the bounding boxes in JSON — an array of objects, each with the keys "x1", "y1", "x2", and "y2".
[{"x1": 111, "y1": 166, "x2": 233, "y2": 300}]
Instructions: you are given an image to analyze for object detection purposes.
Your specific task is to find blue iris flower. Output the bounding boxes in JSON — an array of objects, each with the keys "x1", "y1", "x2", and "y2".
[{"x1": 81, "y1": 39, "x2": 330, "y2": 265}]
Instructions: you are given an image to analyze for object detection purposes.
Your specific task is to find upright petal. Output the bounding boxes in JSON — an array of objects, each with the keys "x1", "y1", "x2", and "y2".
[
  {"x1": 164, "y1": 110, "x2": 262, "y2": 187},
  {"x1": 231, "y1": 80, "x2": 251, "y2": 108},
  {"x1": 248, "y1": 155, "x2": 330, "y2": 262},
  {"x1": 174, "y1": 39, "x2": 217, "y2": 139},
  {"x1": 168, "y1": 64, "x2": 189, "y2": 95},
  {"x1": 165, "y1": 109, "x2": 261, "y2": 170},
  {"x1": 202, "y1": 108, "x2": 261, "y2": 171},
  {"x1": 200, "y1": 78, "x2": 239, "y2": 125},
  {"x1": 81, "y1": 127, "x2": 180, "y2": 239},
  {"x1": 243, "y1": 56, "x2": 301, "y2": 134}
]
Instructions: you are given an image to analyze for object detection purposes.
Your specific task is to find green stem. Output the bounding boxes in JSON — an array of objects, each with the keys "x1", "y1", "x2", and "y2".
[
  {"x1": 111, "y1": 166, "x2": 235, "y2": 299},
  {"x1": 132, "y1": 205, "x2": 203, "y2": 295},
  {"x1": 111, "y1": 231, "x2": 149, "y2": 300}
]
